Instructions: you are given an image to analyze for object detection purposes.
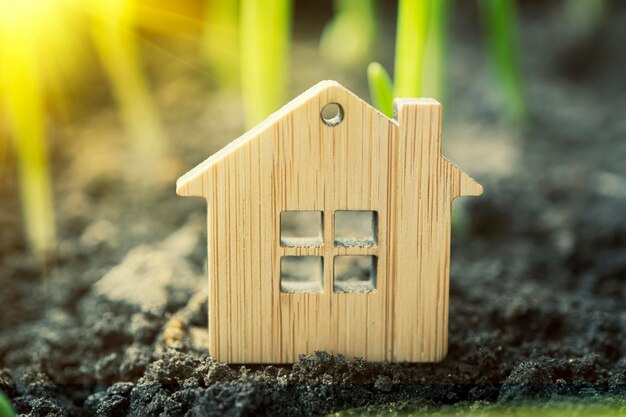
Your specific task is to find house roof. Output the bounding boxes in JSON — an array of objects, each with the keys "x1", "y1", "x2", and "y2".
[
  {"x1": 176, "y1": 81, "x2": 351, "y2": 196},
  {"x1": 176, "y1": 80, "x2": 482, "y2": 198}
]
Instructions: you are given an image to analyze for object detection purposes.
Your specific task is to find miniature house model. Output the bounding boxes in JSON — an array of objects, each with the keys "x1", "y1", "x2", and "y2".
[{"x1": 177, "y1": 81, "x2": 482, "y2": 363}]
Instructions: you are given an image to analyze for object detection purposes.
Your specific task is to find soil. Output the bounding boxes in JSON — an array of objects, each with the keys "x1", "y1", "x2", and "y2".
[{"x1": 1, "y1": 3, "x2": 625, "y2": 416}]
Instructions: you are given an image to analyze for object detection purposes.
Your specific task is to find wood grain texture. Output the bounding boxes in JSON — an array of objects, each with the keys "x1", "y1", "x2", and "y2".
[{"x1": 177, "y1": 81, "x2": 482, "y2": 363}]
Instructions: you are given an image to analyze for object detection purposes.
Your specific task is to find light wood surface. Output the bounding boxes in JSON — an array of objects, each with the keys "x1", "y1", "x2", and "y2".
[{"x1": 177, "y1": 81, "x2": 482, "y2": 363}]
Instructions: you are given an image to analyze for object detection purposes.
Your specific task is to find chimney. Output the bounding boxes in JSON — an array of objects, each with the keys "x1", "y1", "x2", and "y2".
[{"x1": 393, "y1": 98, "x2": 442, "y2": 170}]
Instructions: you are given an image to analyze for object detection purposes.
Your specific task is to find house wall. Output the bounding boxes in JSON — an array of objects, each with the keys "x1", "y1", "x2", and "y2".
[{"x1": 202, "y1": 85, "x2": 458, "y2": 363}]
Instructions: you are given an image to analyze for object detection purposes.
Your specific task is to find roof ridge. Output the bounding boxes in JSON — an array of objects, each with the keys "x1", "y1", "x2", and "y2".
[{"x1": 176, "y1": 81, "x2": 364, "y2": 195}]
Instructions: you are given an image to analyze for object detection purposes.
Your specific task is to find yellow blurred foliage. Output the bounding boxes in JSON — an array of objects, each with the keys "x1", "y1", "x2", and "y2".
[
  {"x1": 0, "y1": 0, "x2": 183, "y2": 256},
  {"x1": 134, "y1": 0, "x2": 204, "y2": 35},
  {"x1": 0, "y1": 0, "x2": 78, "y2": 256},
  {"x1": 87, "y1": 0, "x2": 167, "y2": 159}
]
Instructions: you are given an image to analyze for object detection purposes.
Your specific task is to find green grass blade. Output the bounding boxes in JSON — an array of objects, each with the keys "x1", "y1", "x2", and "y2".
[
  {"x1": 0, "y1": 14, "x2": 56, "y2": 258},
  {"x1": 478, "y1": 0, "x2": 527, "y2": 124},
  {"x1": 240, "y1": 0, "x2": 293, "y2": 128},
  {"x1": 393, "y1": 0, "x2": 431, "y2": 98},
  {"x1": 422, "y1": 0, "x2": 450, "y2": 101},
  {"x1": 203, "y1": 0, "x2": 239, "y2": 89},
  {"x1": 320, "y1": 0, "x2": 377, "y2": 69},
  {"x1": 0, "y1": 390, "x2": 15, "y2": 416},
  {"x1": 367, "y1": 62, "x2": 394, "y2": 117}
]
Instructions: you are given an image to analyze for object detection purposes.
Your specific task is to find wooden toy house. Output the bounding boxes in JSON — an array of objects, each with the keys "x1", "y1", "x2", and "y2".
[{"x1": 177, "y1": 81, "x2": 482, "y2": 363}]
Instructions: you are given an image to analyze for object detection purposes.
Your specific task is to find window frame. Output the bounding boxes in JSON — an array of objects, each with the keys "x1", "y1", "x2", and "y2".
[{"x1": 279, "y1": 209, "x2": 379, "y2": 294}]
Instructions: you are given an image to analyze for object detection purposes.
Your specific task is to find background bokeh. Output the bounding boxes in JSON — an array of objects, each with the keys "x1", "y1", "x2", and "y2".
[{"x1": 0, "y1": 0, "x2": 533, "y2": 257}]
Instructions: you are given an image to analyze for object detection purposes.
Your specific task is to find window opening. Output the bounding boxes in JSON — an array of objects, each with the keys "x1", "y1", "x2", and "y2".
[
  {"x1": 334, "y1": 211, "x2": 377, "y2": 247},
  {"x1": 280, "y1": 256, "x2": 324, "y2": 293},
  {"x1": 280, "y1": 211, "x2": 323, "y2": 247},
  {"x1": 333, "y1": 255, "x2": 377, "y2": 293}
]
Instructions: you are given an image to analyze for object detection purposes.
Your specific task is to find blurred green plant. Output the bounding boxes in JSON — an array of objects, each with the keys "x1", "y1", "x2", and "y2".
[
  {"x1": 203, "y1": 0, "x2": 240, "y2": 88},
  {"x1": 0, "y1": 0, "x2": 74, "y2": 257},
  {"x1": 368, "y1": 0, "x2": 525, "y2": 124},
  {"x1": 0, "y1": 0, "x2": 169, "y2": 257},
  {"x1": 0, "y1": 391, "x2": 14, "y2": 417},
  {"x1": 0, "y1": 130, "x2": 7, "y2": 179},
  {"x1": 320, "y1": 0, "x2": 377, "y2": 70},
  {"x1": 478, "y1": 0, "x2": 527, "y2": 124},
  {"x1": 0, "y1": 47, "x2": 55, "y2": 258},
  {"x1": 421, "y1": 0, "x2": 449, "y2": 101},
  {"x1": 367, "y1": 62, "x2": 394, "y2": 117},
  {"x1": 368, "y1": 0, "x2": 448, "y2": 117},
  {"x1": 240, "y1": 0, "x2": 293, "y2": 128},
  {"x1": 89, "y1": 0, "x2": 167, "y2": 159},
  {"x1": 392, "y1": 0, "x2": 431, "y2": 100}
]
